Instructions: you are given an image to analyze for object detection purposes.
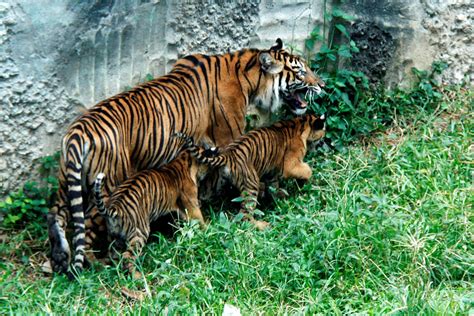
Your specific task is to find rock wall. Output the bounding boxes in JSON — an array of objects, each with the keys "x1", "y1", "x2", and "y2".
[
  {"x1": 422, "y1": 0, "x2": 473, "y2": 83},
  {"x1": 0, "y1": 1, "x2": 79, "y2": 196},
  {"x1": 0, "y1": 0, "x2": 472, "y2": 196},
  {"x1": 343, "y1": 0, "x2": 473, "y2": 86}
]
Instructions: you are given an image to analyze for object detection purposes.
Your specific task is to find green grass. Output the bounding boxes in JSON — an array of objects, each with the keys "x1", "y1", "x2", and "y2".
[{"x1": 0, "y1": 90, "x2": 472, "y2": 314}]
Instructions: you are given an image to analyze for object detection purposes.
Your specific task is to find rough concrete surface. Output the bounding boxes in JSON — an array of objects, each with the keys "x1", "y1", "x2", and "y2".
[
  {"x1": 349, "y1": 21, "x2": 395, "y2": 85},
  {"x1": 0, "y1": 0, "x2": 472, "y2": 197},
  {"x1": 422, "y1": 0, "x2": 473, "y2": 83},
  {"x1": 343, "y1": 0, "x2": 473, "y2": 86}
]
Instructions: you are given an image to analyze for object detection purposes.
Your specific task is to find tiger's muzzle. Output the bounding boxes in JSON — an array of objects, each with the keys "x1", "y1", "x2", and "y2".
[{"x1": 284, "y1": 83, "x2": 324, "y2": 115}]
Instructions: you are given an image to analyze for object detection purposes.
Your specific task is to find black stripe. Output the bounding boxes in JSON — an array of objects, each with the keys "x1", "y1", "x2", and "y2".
[
  {"x1": 183, "y1": 55, "x2": 201, "y2": 66},
  {"x1": 244, "y1": 54, "x2": 258, "y2": 72}
]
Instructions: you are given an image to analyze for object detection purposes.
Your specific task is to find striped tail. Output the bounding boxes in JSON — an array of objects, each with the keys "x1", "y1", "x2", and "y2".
[
  {"x1": 172, "y1": 132, "x2": 225, "y2": 168},
  {"x1": 93, "y1": 173, "x2": 108, "y2": 217},
  {"x1": 65, "y1": 145, "x2": 87, "y2": 273}
]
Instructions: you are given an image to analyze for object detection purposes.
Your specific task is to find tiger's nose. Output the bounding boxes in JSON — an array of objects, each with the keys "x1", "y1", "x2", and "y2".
[{"x1": 305, "y1": 70, "x2": 324, "y2": 87}]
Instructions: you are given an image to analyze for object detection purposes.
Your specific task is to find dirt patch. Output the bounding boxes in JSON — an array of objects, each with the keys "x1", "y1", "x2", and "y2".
[{"x1": 350, "y1": 21, "x2": 395, "y2": 86}]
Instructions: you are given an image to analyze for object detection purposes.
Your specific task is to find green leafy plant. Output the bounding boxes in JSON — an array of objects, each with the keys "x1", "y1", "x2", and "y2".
[
  {"x1": 144, "y1": 73, "x2": 154, "y2": 82},
  {"x1": 0, "y1": 152, "x2": 59, "y2": 228},
  {"x1": 305, "y1": 6, "x2": 357, "y2": 73},
  {"x1": 308, "y1": 62, "x2": 446, "y2": 151},
  {"x1": 303, "y1": 5, "x2": 447, "y2": 151},
  {"x1": 302, "y1": 5, "x2": 371, "y2": 150},
  {"x1": 123, "y1": 73, "x2": 155, "y2": 91}
]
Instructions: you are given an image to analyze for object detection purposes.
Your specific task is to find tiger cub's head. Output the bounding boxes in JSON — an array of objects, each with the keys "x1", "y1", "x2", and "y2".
[
  {"x1": 301, "y1": 113, "x2": 326, "y2": 142},
  {"x1": 256, "y1": 38, "x2": 325, "y2": 115}
]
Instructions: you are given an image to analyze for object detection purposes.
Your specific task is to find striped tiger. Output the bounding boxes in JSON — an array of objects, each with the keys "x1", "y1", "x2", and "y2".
[
  {"x1": 92, "y1": 150, "x2": 210, "y2": 278},
  {"x1": 176, "y1": 113, "x2": 326, "y2": 230},
  {"x1": 47, "y1": 38, "x2": 325, "y2": 275}
]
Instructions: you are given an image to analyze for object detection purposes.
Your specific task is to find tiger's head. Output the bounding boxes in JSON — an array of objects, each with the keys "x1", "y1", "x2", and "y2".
[
  {"x1": 307, "y1": 113, "x2": 326, "y2": 141},
  {"x1": 255, "y1": 38, "x2": 325, "y2": 115},
  {"x1": 103, "y1": 212, "x2": 128, "y2": 251}
]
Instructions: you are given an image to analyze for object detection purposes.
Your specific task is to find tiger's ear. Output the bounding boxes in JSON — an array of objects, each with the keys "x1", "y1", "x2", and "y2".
[
  {"x1": 312, "y1": 114, "x2": 326, "y2": 130},
  {"x1": 270, "y1": 38, "x2": 283, "y2": 51},
  {"x1": 259, "y1": 52, "x2": 284, "y2": 74}
]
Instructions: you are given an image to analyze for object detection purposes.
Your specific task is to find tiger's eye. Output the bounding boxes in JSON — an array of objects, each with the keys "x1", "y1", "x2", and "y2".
[{"x1": 297, "y1": 70, "x2": 306, "y2": 79}]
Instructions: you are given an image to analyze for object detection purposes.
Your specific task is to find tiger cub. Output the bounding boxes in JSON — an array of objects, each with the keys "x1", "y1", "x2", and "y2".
[
  {"x1": 93, "y1": 150, "x2": 210, "y2": 277},
  {"x1": 177, "y1": 114, "x2": 326, "y2": 230}
]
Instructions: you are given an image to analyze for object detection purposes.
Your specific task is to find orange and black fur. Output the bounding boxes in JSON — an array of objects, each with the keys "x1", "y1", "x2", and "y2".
[
  {"x1": 177, "y1": 114, "x2": 326, "y2": 230},
  {"x1": 47, "y1": 39, "x2": 324, "y2": 274},
  {"x1": 92, "y1": 150, "x2": 209, "y2": 277}
]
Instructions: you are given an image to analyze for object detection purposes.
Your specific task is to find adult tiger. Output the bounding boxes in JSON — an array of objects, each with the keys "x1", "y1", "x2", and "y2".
[{"x1": 47, "y1": 38, "x2": 324, "y2": 275}]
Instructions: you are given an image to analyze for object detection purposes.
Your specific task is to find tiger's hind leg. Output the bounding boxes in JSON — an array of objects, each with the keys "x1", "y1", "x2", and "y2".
[
  {"x1": 48, "y1": 190, "x2": 71, "y2": 274},
  {"x1": 259, "y1": 172, "x2": 288, "y2": 205},
  {"x1": 234, "y1": 166, "x2": 270, "y2": 231},
  {"x1": 122, "y1": 228, "x2": 149, "y2": 279},
  {"x1": 84, "y1": 205, "x2": 109, "y2": 265},
  {"x1": 179, "y1": 179, "x2": 206, "y2": 228}
]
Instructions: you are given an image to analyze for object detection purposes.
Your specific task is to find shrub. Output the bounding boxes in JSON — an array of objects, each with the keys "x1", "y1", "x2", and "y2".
[
  {"x1": 302, "y1": 6, "x2": 447, "y2": 151},
  {"x1": 0, "y1": 152, "x2": 59, "y2": 228}
]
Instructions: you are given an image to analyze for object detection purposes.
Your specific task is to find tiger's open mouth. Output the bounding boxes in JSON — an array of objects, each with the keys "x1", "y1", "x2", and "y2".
[{"x1": 284, "y1": 85, "x2": 323, "y2": 115}]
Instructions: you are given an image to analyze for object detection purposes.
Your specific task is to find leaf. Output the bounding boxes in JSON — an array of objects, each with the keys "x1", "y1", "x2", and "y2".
[
  {"x1": 335, "y1": 24, "x2": 349, "y2": 38},
  {"x1": 305, "y1": 38, "x2": 315, "y2": 51},
  {"x1": 13, "y1": 200, "x2": 23, "y2": 208},
  {"x1": 46, "y1": 176, "x2": 58, "y2": 185},
  {"x1": 7, "y1": 214, "x2": 21, "y2": 224},
  {"x1": 310, "y1": 26, "x2": 321, "y2": 39},
  {"x1": 341, "y1": 93, "x2": 353, "y2": 107},
  {"x1": 336, "y1": 119, "x2": 347, "y2": 130},
  {"x1": 178, "y1": 286, "x2": 190, "y2": 299},
  {"x1": 319, "y1": 45, "x2": 332, "y2": 54},
  {"x1": 144, "y1": 73, "x2": 154, "y2": 82},
  {"x1": 24, "y1": 182, "x2": 38, "y2": 191},
  {"x1": 218, "y1": 212, "x2": 229, "y2": 225},
  {"x1": 332, "y1": 8, "x2": 355, "y2": 21},
  {"x1": 252, "y1": 209, "x2": 265, "y2": 217},
  {"x1": 31, "y1": 199, "x2": 46, "y2": 206},
  {"x1": 337, "y1": 45, "x2": 352, "y2": 58},
  {"x1": 326, "y1": 53, "x2": 337, "y2": 61},
  {"x1": 327, "y1": 116, "x2": 339, "y2": 125},
  {"x1": 314, "y1": 54, "x2": 326, "y2": 62},
  {"x1": 324, "y1": 12, "x2": 333, "y2": 22},
  {"x1": 232, "y1": 212, "x2": 245, "y2": 223},
  {"x1": 347, "y1": 76, "x2": 356, "y2": 88},
  {"x1": 21, "y1": 205, "x2": 30, "y2": 213},
  {"x1": 350, "y1": 40, "x2": 360, "y2": 53},
  {"x1": 335, "y1": 80, "x2": 347, "y2": 88},
  {"x1": 231, "y1": 196, "x2": 244, "y2": 203}
]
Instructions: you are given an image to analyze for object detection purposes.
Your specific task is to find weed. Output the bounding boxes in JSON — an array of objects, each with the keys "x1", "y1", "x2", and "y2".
[
  {"x1": 301, "y1": 5, "x2": 450, "y2": 152},
  {"x1": 0, "y1": 152, "x2": 59, "y2": 228},
  {"x1": 306, "y1": 25, "x2": 447, "y2": 150}
]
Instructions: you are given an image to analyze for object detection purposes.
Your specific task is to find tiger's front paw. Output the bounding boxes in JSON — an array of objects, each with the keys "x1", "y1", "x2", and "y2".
[
  {"x1": 124, "y1": 262, "x2": 143, "y2": 280},
  {"x1": 252, "y1": 220, "x2": 270, "y2": 231},
  {"x1": 244, "y1": 215, "x2": 270, "y2": 231}
]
